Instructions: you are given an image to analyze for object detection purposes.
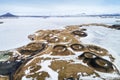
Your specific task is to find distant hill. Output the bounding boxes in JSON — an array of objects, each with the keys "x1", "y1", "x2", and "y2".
[
  {"x1": 0, "y1": 12, "x2": 120, "y2": 18},
  {"x1": 0, "y1": 13, "x2": 18, "y2": 18},
  {"x1": 100, "y1": 13, "x2": 120, "y2": 16}
]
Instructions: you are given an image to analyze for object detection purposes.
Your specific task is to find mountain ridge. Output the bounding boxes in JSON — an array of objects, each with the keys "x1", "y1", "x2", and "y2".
[{"x1": 0, "y1": 12, "x2": 120, "y2": 18}]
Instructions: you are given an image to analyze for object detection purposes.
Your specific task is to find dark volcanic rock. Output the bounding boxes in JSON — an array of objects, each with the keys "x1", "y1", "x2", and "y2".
[
  {"x1": 0, "y1": 61, "x2": 23, "y2": 75},
  {"x1": 109, "y1": 25, "x2": 120, "y2": 30},
  {"x1": 0, "y1": 60, "x2": 24, "y2": 80}
]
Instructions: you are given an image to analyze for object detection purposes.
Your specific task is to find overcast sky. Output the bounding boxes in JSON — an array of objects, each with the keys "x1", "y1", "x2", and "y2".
[{"x1": 0, "y1": 0, "x2": 120, "y2": 15}]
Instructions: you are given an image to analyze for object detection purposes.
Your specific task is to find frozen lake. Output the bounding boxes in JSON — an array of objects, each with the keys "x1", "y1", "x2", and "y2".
[{"x1": 0, "y1": 17, "x2": 120, "y2": 55}]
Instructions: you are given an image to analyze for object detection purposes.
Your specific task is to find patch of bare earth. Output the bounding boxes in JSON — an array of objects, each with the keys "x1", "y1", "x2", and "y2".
[
  {"x1": 26, "y1": 71, "x2": 49, "y2": 80},
  {"x1": 0, "y1": 76, "x2": 9, "y2": 80},
  {"x1": 49, "y1": 60, "x2": 99, "y2": 80}
]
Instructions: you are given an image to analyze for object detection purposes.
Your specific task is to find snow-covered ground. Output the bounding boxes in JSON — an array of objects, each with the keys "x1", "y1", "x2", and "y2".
[
  {"x1": 80, "y1": 26, "x2": 120, "y2": 71},
  {"x1": 0, "y1": 17, "x2": 120, "y2": 53}
]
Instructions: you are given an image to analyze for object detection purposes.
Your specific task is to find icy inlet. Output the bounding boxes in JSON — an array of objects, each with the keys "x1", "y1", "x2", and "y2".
[{"x1": 0, "y1": 23, "x2": 120, "y2": 80}]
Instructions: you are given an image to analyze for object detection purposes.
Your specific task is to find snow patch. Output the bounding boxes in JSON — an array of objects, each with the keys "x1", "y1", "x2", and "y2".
[{"x1": 38, "y1": 60, "x2": 58, "y2": 80}]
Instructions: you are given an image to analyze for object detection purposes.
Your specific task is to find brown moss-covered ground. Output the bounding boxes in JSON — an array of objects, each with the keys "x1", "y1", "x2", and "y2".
[
  {"x1": 0, "y1": 76, "x2": 9, "y2": 80},
  {"x1": 49, "y1": 60, "x2": 100, "y2": 80}
]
